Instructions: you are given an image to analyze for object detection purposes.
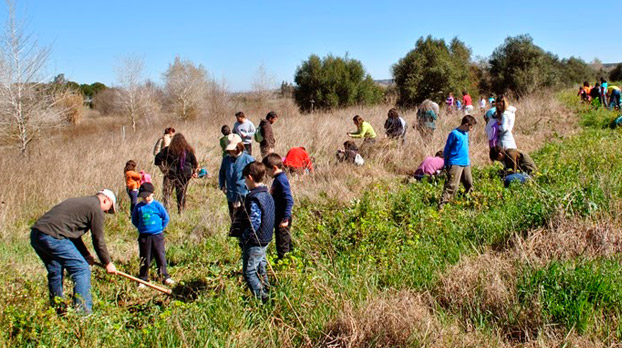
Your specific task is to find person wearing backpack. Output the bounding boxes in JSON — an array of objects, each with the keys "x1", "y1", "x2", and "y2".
[
  {"x1": 257, "y1": 111, "x2": 278, "y2": 159},
  {"x1": 154, "y1": 133, "x2": 198, "y2": 214}
]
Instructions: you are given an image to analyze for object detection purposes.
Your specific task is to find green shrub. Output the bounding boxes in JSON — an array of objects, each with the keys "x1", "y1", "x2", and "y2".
[
  {"x1": 392, "y1": 36, "x2": 472, "y2": 107},
  {"x1": 293, "y1": 54, "x2": 383, "y2": 111}
]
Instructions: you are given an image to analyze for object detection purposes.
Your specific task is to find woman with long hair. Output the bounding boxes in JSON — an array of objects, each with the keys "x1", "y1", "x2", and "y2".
[
  {"x1": 154, "y1": 133, "x2": 198, "y2": 214},
  {"x1": 495, "y1": 95, "x2": 517, "y2": 150}
]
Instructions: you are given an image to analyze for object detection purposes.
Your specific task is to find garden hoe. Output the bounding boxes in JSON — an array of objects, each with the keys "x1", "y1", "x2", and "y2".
[{"x1": 95, "y1": 263, "x2": 172, "y2": 296}]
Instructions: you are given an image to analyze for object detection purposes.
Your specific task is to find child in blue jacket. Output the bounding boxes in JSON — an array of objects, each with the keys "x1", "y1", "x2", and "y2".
[
  {"x1": 131, "y1": 182, "x2": 173, "y2": 286},
  {"x1": 262, "y1": 153, "x2": 294, "y2": 259}
]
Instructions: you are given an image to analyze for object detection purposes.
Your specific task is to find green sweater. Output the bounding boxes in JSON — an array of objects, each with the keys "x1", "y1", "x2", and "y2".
[
  {"x1": 32, "y1": 196, "x2": 111, "y2": 264},
  {"x1": 350, "y1": 121, "x2": 377, "y2": 139}
]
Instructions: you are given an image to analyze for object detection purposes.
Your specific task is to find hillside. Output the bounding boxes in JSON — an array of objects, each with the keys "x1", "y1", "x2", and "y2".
[{"x1": 1, "y1": 91, "x2": 622, "y2": 347}]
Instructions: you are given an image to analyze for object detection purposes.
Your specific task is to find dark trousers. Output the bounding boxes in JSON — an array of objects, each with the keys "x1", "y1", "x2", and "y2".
[
  {"x1": 138, "y1": 233, "x2": 169, "y2": 281},
  {"x1": 228, "y1": 200, "x2": 247, "y2": 222},
  {"x1": 164, "y1": 176, "x2": 190, "y2": 214},
  {"x1": 244, "y1": 143, "x2": 252, "y2": 155},
  {"x1": 162, "y1": 176, "x2": 172, "y2": 209},
  {"x1": 126, "y1": 188, "x2": 138, "y2": 215},
  {"x1": 275, "y1": 217, "x2": 293, "y2": 259}
]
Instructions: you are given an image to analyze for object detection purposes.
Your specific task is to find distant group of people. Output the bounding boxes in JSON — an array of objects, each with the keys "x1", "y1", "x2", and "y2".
[{"x1": 578, "y1": 77, "x2": 621, "y2": 110}]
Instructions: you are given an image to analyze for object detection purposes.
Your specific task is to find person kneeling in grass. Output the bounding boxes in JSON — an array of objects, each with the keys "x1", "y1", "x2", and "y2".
[
  {"x1": 439, "y1": 115, "x2": 477, "y2": 208},
  {"x1": 230, "y1": 162, "x2": 275, "y2": 303},
  {"x1": 414, "y1": 150, "x2": 444, "y2": 181},
  {"x1": 489, "y1": 145, "x2": 537, "y2": 176},
  {"x1": 131, "y1": 182, "x2": 174, "y2": 287}
]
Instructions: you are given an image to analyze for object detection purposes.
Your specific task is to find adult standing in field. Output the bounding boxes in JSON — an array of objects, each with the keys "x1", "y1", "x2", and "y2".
[
  {"x1": 30, "y1": 189, "x2": 118, "y2": 314},
  {"x1": 495, "y1": 96, "x2": 517, "y2": 150},
  {"x1": 154, "y1": 133, "x2": 199, "y2": 214},
  {"x1": 384, "y1": 108, "x2": 404, "y2": 140},
  {"x1": 258, "y1": 111, "x2": 278, "y2": 159},
  {"x1": 153, "y1": 127, "x2": 175, "y2": 156},
  {"x1": 153, "y1": 127, "x2": 175, "y2": 204},
  {"x1": 415, "y1": 99, "x2": 439, "y2": 141},
  {"x1": 219, "y1": 134, "x2": 255, "y2": 220},
  {"x1": 462, "y1": 91, "x2": 473, "y2": 115},
  {"x1": 233, "y1": 111, "x2": 256, "y2": 155}
]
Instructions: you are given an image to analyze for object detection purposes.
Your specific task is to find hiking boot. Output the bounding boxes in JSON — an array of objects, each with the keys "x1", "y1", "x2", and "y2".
[{"x1": 164, "y1": 278, "x2": 175, "y2": 286}]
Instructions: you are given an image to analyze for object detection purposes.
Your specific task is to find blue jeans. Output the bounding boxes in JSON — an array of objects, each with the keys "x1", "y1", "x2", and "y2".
[
  {"x1": 30, "y1": 229, "x2": 92, "y2": 313},
  {"x1": 241, "y1": 244, "x2": 269, "y2": 298}
]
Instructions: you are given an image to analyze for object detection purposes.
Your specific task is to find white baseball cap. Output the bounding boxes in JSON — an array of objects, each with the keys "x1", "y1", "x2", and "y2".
[
  {"x1": 97, "y1": 189, "x2": 117, "y2": 214},
  {"x1": 225, "y1": 133, "x2": 243, "y2": 151}
]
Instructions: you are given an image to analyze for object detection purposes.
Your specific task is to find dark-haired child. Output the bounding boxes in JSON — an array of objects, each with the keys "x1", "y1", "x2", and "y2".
[
  {"x1": 231, "y1": 162, "x2": 274, "y2": 302},
  {"x1": 262, "y1": 154, "x2": 294, "y2": 259},
  {"x1": 439, "y1": 115, "x2": 477, "y2": 208},
  {"x1": 124, "y1": 160, "x2": 142, "y2": 214},
  {"x1": 131, "y1": 182, "x2": 173, "y2": 286}
]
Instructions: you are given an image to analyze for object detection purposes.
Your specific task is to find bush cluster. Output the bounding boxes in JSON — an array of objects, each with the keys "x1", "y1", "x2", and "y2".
[{"x1": 293, "y1": 54, "x2": 383, "y2": 112}]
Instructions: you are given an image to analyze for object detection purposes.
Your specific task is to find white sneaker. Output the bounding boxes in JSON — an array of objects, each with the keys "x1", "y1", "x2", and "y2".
[
  {"x1": 164, "y1": 278, "x2": 175, "y2": 286},
  {"x1": 137, "y1": 283, "x2": 147, "y2": 289}
]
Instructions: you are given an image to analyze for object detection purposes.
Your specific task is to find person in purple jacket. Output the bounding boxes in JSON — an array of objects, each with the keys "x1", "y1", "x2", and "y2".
[
  {"x1": 414, "y1": 150, "x2": 444, "y2": 181},
  {"x1": 262, "y1": 153, "x2": 294, "y2": 260}
]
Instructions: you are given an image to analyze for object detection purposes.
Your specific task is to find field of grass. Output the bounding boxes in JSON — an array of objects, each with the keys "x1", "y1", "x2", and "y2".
[{"x1": 1, "y1": 90, "x2": 621, "y2": 347}]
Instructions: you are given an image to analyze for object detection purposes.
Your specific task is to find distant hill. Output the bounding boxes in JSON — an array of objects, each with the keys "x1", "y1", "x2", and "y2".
[{"x1": 374, "y1": 79, "x2": 394, "y2": 86}]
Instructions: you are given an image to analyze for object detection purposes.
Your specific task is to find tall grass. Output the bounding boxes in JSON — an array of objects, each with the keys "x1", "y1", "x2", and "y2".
[{"x1": 3, "y1": 90, "x2": 621, "y2": 347}]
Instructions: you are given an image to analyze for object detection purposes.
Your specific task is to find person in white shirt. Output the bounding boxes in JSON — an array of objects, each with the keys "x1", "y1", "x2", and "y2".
[{"x1": 233, "y1": 111, "x2": 256, "y2": 155}]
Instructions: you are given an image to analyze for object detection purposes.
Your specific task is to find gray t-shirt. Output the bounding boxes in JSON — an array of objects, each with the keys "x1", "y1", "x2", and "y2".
[
  {"x1": 32, "y1": 196, "x2": 111, "y2": 264},
  {"x1": 233, "y1": 120, "x2": 256, "y2": 145}
]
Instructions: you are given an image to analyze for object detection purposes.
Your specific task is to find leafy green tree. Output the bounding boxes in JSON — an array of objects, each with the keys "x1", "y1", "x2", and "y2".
[
  {"x1": 392, "y1": 36, "x2": 472, "y2": 107},
  {"x1": 489, "y1": 34, "x2": 560, "y2": 97},
  {"x1": 293, "y1": 54, "x2": 382, "y2": 111},
  {"x1": 610, "y1": 63, "x2": 622, "y2": 82},
  {"x1": 559, "y1": 57, "x2": 596, "y2": 85}
]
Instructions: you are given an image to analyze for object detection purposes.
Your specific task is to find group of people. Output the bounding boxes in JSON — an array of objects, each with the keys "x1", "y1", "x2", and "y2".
[
  {"x1": 30, "y1": 92, "x2": 541, "y2": 313},
  {"x1": 578, "y1": 77, "x2": 621, "y2": 110}
]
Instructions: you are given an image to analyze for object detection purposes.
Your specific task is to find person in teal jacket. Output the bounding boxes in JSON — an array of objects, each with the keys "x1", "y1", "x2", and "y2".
[{"x1": 219, "y1": 133, "x2": 255, "y2": 220}]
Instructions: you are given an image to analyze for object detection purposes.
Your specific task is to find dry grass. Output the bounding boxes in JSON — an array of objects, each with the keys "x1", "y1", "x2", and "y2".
[
  {"x1": 434, "y1": 214, "x2": 622, "y2": 343},
  {"x1": 0, "y1": 93, "x2": 578, "y2": 236}
]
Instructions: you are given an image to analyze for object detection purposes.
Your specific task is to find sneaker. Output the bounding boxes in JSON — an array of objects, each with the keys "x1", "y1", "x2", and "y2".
[
  {"x1": 164, "y1": 278, "x2": 175, "y2": 286},
  {"x1": 137, "y1": 283, "x2": 147, "y2": 290}
]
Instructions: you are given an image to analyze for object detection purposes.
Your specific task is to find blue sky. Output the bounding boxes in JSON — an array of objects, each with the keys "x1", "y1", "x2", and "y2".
[{"x1": 2, "y1": 1, "x2": 621, "y2": 91}]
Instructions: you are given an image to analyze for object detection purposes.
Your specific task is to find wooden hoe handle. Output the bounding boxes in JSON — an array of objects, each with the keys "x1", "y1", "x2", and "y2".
[{"x1": 95, "y1": 263, "x2": 173, "y2": 295}]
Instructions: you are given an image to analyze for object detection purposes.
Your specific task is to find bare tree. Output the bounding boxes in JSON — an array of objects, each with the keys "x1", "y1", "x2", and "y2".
[
  {"x1": 251, "y1": 63, "x2": 276, "y2": 102},
  {"x1": 115, "y1": 55, "x2": 159, "y2": 131},
  {"x1": 162, "y1": 56, "x2": 208, "y2": 120},
  {"x1": 0, "y1": 0, "x2": 63, "y2": 156}
]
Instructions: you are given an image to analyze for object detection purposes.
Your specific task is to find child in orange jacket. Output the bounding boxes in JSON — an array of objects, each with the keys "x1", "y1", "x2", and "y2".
[{"x1": 124, "y1": 160, "x2": 142, "y2": 214}]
